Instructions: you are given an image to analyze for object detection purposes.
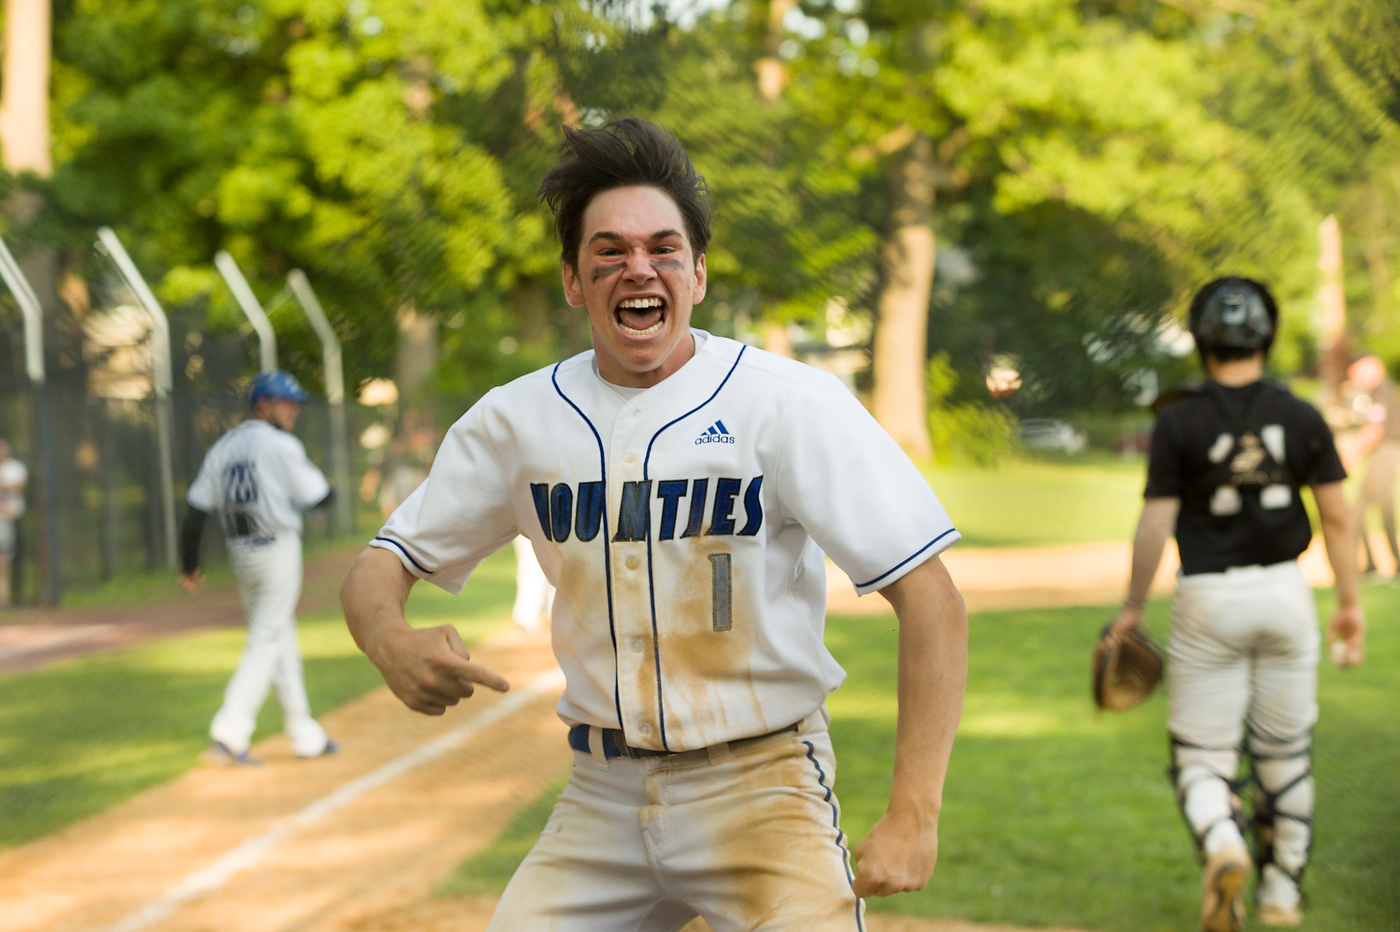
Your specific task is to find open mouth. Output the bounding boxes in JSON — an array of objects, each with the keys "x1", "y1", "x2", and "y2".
[{"x1": 615, "y1": 296, "x2": 667, "y2": 337}]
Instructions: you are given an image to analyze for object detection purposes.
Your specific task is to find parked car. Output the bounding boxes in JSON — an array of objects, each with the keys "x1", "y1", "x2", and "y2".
[{"x1": 1019, "y1": 418, "x2": 1089, "y2": 454}]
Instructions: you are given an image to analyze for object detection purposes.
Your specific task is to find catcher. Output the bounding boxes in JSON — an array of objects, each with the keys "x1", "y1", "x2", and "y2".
[{"x1": 1107, "y1": 278, "x2": 1364, "y2": 931}]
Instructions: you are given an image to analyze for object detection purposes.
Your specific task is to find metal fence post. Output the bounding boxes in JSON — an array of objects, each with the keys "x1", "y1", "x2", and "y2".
[
  {"x1": 96, "y1": 228, "x2": 178, "y2": 571},
  {"x1": 287, "y1": 270, "x2": 352, "y2": 536},
  {"x1": 215, "y1": 251, "x2": 277, "y2": 373},
  {"x1": 0, "y1": 236, "x2": 63, "y2": 605}
]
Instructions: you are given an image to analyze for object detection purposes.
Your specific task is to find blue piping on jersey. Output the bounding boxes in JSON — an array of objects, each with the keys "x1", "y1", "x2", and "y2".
[
  {"x1": 641, "y1": 345, "x2": 747, "y2": 752},
  {"x1": 373, "y1": 536, "x2": 434, "y2": 575},
  {"x1": 854, "y1": 527, "x2": 959, "y2": 591},
  {"x1": 802, "y1": 740, "x2": 864, "y2": 931},
  {"x1": 552, "y1": 363, "x2": 625, "y2": 735}
]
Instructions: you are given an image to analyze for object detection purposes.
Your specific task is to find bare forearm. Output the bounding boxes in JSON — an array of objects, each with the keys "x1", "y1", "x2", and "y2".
[
  {"x1": 1125, "y1": 498, "x2": 1179, "y2": 607},
  {"x1": 1314, "y1": 483, "x2": 1360, "y2": 608},
  {"x1": 881, "y1": 557, "x2": 968, "y2": 817},
  {"x1": 340, "y1": 546, "x2": 417, "y2": 660}
]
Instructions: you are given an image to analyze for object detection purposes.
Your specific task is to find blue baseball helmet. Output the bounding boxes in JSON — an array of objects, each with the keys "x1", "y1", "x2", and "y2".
[{"x1": 248, "y1": 370, "x2": 310, "y2": 405}]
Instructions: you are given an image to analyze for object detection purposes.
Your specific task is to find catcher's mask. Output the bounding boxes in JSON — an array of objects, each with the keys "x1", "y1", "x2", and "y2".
[{"x1": 1188, "y1": 277, "x2": 1278, "y2": 357}]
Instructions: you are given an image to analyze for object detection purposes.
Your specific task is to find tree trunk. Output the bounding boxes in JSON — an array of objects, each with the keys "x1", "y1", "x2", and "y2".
[
  {"x1": 394, "y1": 302, "x2": 439, "y2": 408},
  {"x1": 871, "y1": 134, "x2": 935, "y2": 457},
  {"x1": 0, "y1": 0, "x2": 52, "y2": 177},
  {"x1": 754, "y1": 0, "x2": 795, "y2": 102}
]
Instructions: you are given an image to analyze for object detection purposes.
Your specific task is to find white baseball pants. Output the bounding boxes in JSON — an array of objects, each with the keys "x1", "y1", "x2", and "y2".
[
  {"x1": 209, "y1": 534, "x2": 329, "y2": 757},
  {"x1": 511, "y1": 536, "x2": 555, "y2": 631},
  {"x1": 486, "y1": 714, "x2": 864, "y2": 932},
  {"x1": 1168, "y1": 559, "x2": 1318, "y2": 910}
]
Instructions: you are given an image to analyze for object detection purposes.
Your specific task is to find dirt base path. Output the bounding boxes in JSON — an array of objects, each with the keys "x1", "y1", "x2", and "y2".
[{"x1": 0, "y1": 543, "x2": 364, "y2": 676}]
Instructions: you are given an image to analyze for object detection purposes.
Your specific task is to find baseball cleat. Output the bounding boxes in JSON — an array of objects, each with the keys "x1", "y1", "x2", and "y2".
[
  {"x1": 203, "y1": 740, "x2": 262, "y2": 767},
  {"x1": 1257, "y1": 904, "x2": 1303, "y2": 926},
  {"x1": 1200, "y1": 845, "x2": 1250, "y2": 932},
  {"x1": 297, "y1": 738, "x2": 339, "y2": 759}
]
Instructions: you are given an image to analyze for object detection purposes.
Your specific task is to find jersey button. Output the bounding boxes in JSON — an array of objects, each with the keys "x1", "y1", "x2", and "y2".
[
  {"x1": 638, "y1": 723, "x2": 653, "y2": 738},
  {"x1": 623, "y1": 451, "x2": 636, "y2": 464},
  {"x1": 625, "y1": 556, "x2": 639, "y2": 570},
  {"x1": 629, "y1": 637, "x2": 644, "y2": 653}
]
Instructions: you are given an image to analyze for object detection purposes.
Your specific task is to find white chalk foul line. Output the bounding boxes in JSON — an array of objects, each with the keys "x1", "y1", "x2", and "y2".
[{"x1": 107, "y1": 667, "x2": 566, "y2": 932}]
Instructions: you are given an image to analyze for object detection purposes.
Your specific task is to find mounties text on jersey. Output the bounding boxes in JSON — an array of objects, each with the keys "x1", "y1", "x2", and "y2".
[{"x1": 530, "y1": 476, "x2": 763, "y2": 543}]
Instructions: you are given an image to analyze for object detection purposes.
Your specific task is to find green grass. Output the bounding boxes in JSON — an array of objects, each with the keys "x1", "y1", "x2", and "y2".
[
  {"x1": 0, "y1": 545, "x2": 517, "y2": 849},
  {"x1": 922, "y1": 454, "x2": 1147, "y2": 548},
  {"x1": 443, "y1": 586, "x2": 1399, "y2": 931}
]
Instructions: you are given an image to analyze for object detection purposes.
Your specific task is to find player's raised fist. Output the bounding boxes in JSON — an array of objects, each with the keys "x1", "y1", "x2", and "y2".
[{"x1": 850, "y1": 808, "x2": 939, "y2": 898}]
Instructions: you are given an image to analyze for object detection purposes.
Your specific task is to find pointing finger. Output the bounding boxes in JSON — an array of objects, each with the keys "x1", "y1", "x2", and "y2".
[{"x1": 451, "y1": 658, "x2": 511, "y2": 693}]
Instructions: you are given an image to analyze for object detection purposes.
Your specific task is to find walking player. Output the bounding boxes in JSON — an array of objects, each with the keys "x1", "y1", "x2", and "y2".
[
  {"x1": 182, "y1": 370, "x2": 338, "y2": 764},
  {"x1": 1112, "y1": 278, "x2": 1366, "y2": 930},
  {"x1": 341, "y1": 117, "x2": 969, "y2": 930}
]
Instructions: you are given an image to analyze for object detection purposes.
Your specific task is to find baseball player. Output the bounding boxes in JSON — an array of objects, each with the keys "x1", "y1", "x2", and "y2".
[
  {"x1": 1112, "y1": 278, "x2": 1365, "y2": 931},
  {"x1": 0, "y1": 439, "x2": 27, "y2": 608},
  {"x1": 1345, "y1": 355, "x2": 1400, "y2": 574},
  {"x1": 341, "y1": 117, "x2": 969, "y2": 930},
  {"x1": 181, "y1": 370, "x2": 338, "y2": 764}
]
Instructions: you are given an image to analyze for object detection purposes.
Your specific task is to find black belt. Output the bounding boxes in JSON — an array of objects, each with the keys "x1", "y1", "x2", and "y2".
[{"x1": 567, "y1": 722, "x2": 800, "y2": 760}]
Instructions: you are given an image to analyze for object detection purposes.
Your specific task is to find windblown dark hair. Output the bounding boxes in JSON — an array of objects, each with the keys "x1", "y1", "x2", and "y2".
[{"x1": 538, "y1": 117, "x2": 711, "y2": 268}]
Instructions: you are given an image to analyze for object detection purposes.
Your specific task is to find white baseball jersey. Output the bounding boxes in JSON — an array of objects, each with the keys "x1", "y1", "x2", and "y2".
[
  {"x1": 373, "y1": 331, "x2": 959, "y2": 752},
  {"x1": 188, "y1": 419, "x2": 330, "y2": 541}
]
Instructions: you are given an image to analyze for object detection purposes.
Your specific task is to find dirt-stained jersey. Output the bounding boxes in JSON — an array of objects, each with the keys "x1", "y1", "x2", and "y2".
[
  {"x1": 372, "y1": 331, "x2": 959, "y2": 752},
  {"x1": 188, "y1": 420, "x2": 330, "y2": 542}
]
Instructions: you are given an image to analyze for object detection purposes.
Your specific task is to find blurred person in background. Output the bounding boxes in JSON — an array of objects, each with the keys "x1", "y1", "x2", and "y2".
[
  {"x1": 1112, "y1": 278, "x2": 1364, "y2": 930},
  {"x1": 0, "y1": 440, "x2": 27, "y2": 608},
  {"x1": 180, "y1": 371, "x2": 338, "y2": 765},
  {"x1": 1345, "y1": 355, "x2": 1400, "y2": 575},
  {"x1": 510, "y1": 536, "x2": 554, "y2": 632}
]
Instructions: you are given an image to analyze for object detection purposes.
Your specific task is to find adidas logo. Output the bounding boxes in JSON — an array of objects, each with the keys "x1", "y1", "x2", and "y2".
[{"x1": 694, "y1": 419, "x2": 736, "y2": 445}]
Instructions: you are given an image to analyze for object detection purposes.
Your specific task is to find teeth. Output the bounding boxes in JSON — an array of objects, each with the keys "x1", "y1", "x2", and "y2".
[{"x1": 618, "y1": 297, "x2": 663, "y2": 309}]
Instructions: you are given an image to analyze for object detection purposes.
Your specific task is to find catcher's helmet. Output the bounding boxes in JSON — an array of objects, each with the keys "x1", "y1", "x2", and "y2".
[
  {"x1": 248, "y1": 370, "x2": 310, "y2": 406},
  {"x1": 1188, "y1": 277, "x2": 1278, "y2": 355}
]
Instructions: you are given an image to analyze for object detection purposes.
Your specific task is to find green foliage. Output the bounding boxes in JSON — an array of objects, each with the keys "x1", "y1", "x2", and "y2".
[
  {"x1": 925, "y1": 353, "x2": 1016, "y2": 466},
  {"x1": 22, "y1": 0, "x2": 1400, "y2": 414}
]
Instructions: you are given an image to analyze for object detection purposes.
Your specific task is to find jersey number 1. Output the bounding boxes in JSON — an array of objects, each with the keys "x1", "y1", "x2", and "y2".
[{"x1": 709, "y1": 553, "x2": 732, "y2": 632}]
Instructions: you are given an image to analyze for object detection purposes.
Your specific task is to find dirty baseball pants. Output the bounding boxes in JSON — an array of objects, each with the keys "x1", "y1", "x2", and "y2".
[
  {"x1": 487, "y1": 711, "x2": 864, "y2": 931},
  {"x1": 209, "y1": 534, "x2": 329, "y2": 757},
  {"x1": 1168, "y1": 560, "x2": 1318, "y2": 912}
]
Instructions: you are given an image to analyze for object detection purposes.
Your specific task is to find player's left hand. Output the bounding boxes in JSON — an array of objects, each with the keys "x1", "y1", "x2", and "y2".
[
  {"x1": 1326, "y1": 603, "x2": 1366, "y2": 668},
  {"x1": 850, "y1": 805, "x2": 938, "y2": 897},
  {"x1": 180, "y1": 571, "x2": 203, "y2": 593}
]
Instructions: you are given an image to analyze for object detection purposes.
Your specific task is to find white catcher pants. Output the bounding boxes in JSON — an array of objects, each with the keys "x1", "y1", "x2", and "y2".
[
  {"x1": 209, "y1": 534, "x2": 329, "y2": 757},
  {"x1": 487, "y1": 712, "x2": 864, "y2": 932},
  {"x1": 1169, "y1": 560, "x2": 1318, "y2": 909}
]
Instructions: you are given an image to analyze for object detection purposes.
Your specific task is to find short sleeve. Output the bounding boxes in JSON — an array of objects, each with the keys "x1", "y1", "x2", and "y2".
[
  {"x1": 370, "y1": 394, "x2": 520, "y2": 593},
  {"x1": 276, "y1": 435, "x2": 331, "y2": 508},
  {"x1": 1143, "y1": 411, "x2": 1184, "y2": 498},
  {"x1": 1297, "y1": 403, "x2": 1346, "y2": 486},
  {"x1": 775, "y1": 372, "x2": 959, "y2": 595},
  {"x1": 187, "y1": 452, "x2": 219, "y2": 511}
]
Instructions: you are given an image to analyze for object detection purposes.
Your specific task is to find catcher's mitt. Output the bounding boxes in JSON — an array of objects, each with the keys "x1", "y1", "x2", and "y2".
[{"x1": 1092, "y1": 621, "x2": 1163, "y2": 711}]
